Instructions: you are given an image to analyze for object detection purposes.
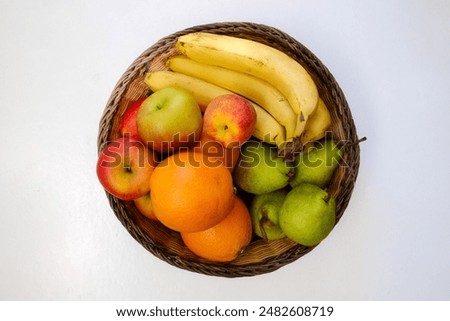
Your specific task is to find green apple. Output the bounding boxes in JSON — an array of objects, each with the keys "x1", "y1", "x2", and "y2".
[
  {"x1": 250, "y1": 189, "x2": 287, "y2": 240},
  {"x1": 279, "y1": 183, "x2": 336, "y2": 246},
  {"x1": 137, "y1": 87, "x2": 202, "y2": 153}
]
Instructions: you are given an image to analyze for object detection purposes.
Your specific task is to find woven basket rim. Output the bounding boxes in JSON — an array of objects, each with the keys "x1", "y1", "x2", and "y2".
[{"x1": 97, "y1": 21, "x2": 361, "y2": 278}]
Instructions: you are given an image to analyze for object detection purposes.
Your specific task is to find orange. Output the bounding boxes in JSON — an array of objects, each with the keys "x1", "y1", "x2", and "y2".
[
  {"x1": 150, "y1": 151, "x2": 235, "y2": 232},
  {"x1": 195, "y1": 133, "x2": 240, "y2": 172},
  {"x1": 181, "y1": 197, "x2": 252, "y2": 262}
]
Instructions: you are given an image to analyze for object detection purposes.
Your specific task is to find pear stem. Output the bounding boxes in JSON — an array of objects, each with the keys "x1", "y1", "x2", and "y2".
[
  {"x1": 337, "y1": 136, "x2": 367, "y2": 150},
  {"x1": 287, "y1": 168, "x2": 296, "y2": 180},
  {"x1": 279, "y1": 136, "x2": 303, "y2": 160},
  {"x1": 259, "y1": 217, "x2": 269, "y2": 242},
  {"x1": 323, "y1": 192, "x2": 332, "y2": 204}
]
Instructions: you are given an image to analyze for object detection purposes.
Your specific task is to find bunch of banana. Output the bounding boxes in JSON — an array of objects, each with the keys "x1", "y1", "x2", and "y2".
[
  {"x1": 176, "y1": 32, "x2": 319, "y2": 136},
  {"x1": 166, "y1": 55, "x2": 298, "y2": 140},
  {"x1": 302, "y1": 98, "x2": 332, "y2": 144},
  {"x1": 143, "y1": 32, "x2": 332, "y2": 154},
  {"x1": 145, "y1": 70, "x2": 287, "y2": 148}
]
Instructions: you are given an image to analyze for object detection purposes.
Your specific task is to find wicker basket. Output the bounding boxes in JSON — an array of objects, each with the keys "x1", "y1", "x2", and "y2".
[{"x1": 97, "y1": 22, "x2": 361, "y2": 277}]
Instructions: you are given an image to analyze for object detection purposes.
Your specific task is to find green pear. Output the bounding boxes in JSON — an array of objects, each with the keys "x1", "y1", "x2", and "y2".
[
  {"x1": 290, "y1": 139, "x2": 343, "y2": 189},
  {"x1": 234, "y1": 141, "x2": 294, "y2": 195},
  {"x1": 250, "y1": 189, "x2": 287, "y2": 240},
  {"x1": 279, "y1": 183, "x2": 336, "y2": 246}
]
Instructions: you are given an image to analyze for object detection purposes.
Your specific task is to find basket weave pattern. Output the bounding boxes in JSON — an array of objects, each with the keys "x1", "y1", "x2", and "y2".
[{"x1": 97, "y1": 22, "x2": 360, "y2": 277}]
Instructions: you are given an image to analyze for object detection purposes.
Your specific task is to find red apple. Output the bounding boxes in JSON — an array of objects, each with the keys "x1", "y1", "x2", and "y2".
[
  {"x1": 96, "y1": 136, "x2": 157, "y2": 200},
  {"x1": 119, "y1": 97, "x2": 146, "y2": 140},
  {"x1": 203, "y1": 94, "x2": 256, "y2": 148},
  {"x1": 137, "y1": 87, "x2": 202, "y2": 153},
  {"x1": 134, "y1": 192, "x2": 158, "y2": 220}
]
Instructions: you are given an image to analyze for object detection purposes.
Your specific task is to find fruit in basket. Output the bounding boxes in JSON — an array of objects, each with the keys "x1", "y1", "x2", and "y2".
[
  {"x1": 96, "y1": 137, "x2": 157, "y2": 200},
  {"x1": 302, "y1": 98, "x2": 332, "y2": 144},
  {"x1": 176, "y1": 32, "x2": 319, "y2": 136},
  {"x1": 250, "y1": 103, "x2": 287, "y2": 150},
  {"x1": 196, "y1": 133, "x2": 240, "y2": 172},
  {"x1": 234, "y1": 141, "x2": 294, "y2": 194},
  {"x1": 134, "y1": 192, "x2": 157, "y2": 220},
  {"x1": 137, "y1": 87, "x2": 202, "y2": 153},
  {"x1": 290, "y1": 139, "x2": 343, "y2": 189},
  {"x1": 203, "y1": 94, "x2": 256, "y2": 148},
  {"x1": 250, "y1": 189, "x2": 287, "y2": 241},
  {"x1": 279, "y1": 183, "x2": 336, "y2": 246},
  {"x1": 181, "y1": 197, "x2": 252, "y2": 262},
  {"x1": 145, "y1": 71, "x2": 286, "y2": 148},
  {"x1": 167, "y1": 55, "x2": 297, "y2": 140},
  {"x1": 150, "y1": 151, "x2": 235, "y2": 232},
  {"x1": 145, "y1": 70, "x2": 228, "y2": 112},
  {"x1": 119, "y1": 97, "x2": 146, "y2": 140}
]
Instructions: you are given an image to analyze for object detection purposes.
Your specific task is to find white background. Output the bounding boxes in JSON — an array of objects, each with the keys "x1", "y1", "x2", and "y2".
[{"x1": 1, "y1": 0, "x2": 449, "y2": 301}]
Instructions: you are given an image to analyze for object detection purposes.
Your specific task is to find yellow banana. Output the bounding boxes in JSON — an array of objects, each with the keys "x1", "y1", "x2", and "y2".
[
  {"x1": 252, "y1": 105, "x2": 287, "y2": 150},
  {"x1": 144, "y1": 70, "x2": 286, "y2": 148},
  {"x1": 176, "y1": 32, "x2": 319, "y2": 135},
  {"x1": 302, "y1": 98, "x2": 332, "y2": 144},
  {"x1": 144, "y1": 70, "x2": 223, "y2": 112},
  {"x1": 166, "y1": 55, "x2": 297, "y2": 139}
]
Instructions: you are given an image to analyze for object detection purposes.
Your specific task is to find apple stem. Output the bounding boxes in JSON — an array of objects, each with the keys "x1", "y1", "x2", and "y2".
[{"x1": 323, "y1": 192, "x2": 332, "y2": 204}]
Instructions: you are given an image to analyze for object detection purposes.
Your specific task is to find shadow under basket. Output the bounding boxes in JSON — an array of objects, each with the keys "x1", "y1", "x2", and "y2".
[{"x1": 97, "y1": 22, "x2": 361, "y2": 277}]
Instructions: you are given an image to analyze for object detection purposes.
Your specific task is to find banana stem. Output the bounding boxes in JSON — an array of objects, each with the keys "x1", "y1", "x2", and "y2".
[{"x1": 279, "y1": 136, "x2": 303, "y2": 160}]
